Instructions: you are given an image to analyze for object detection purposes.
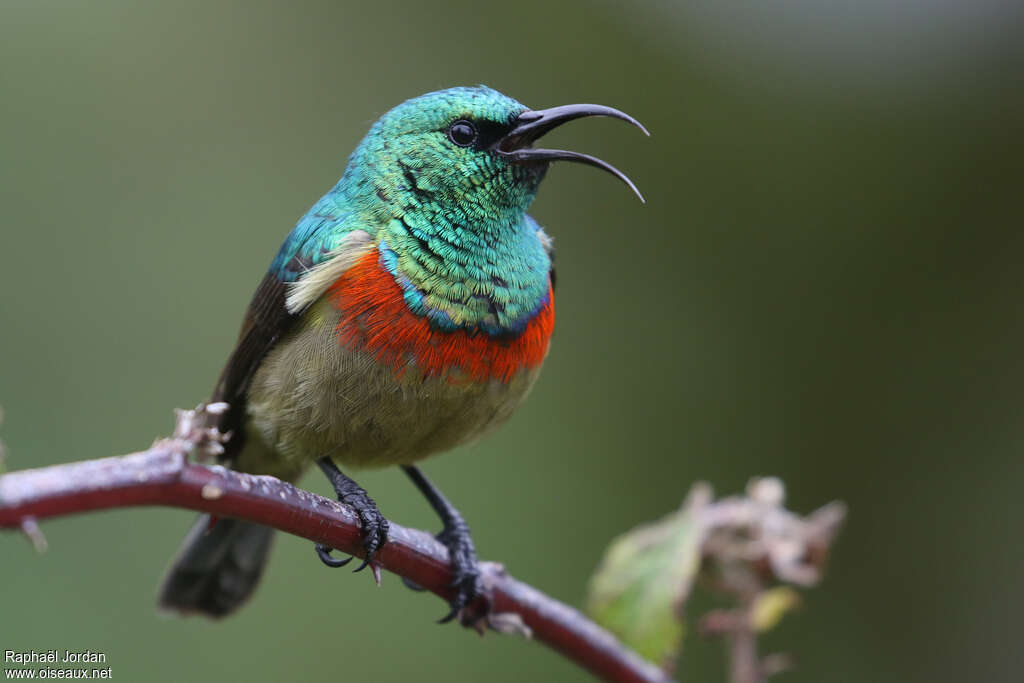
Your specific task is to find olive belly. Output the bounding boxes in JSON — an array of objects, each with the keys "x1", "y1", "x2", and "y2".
[{"x1": 238, "y1": 300, "x2": 544, "y2": 479}]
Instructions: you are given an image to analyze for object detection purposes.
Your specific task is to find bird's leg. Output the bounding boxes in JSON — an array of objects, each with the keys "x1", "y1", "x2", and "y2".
[
  {"x1": 314, "y1": 457, "x2": 389, "y2": 573},
  {"x1": 401, "y1": 465, "x2": 480, "y2": 623}
]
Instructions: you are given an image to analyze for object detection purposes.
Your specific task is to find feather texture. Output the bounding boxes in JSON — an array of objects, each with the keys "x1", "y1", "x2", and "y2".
[
  {"x1": 160, "y1": 84, "x2": 641, "y2": 618},
  {"x1": 285, "y1": 230, "x2": 374, "y2": 314},
  {"x1": 330, "y1": 249, "x2": 554, "y2": 383}
]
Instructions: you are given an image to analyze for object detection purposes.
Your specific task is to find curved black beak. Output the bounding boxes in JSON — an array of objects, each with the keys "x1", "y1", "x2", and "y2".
[{"x1": 495, "y1": 104, "x2": 649, "y2": 203}]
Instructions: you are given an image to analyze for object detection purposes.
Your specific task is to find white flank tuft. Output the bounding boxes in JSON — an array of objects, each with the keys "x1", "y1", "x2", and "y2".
[{"x1": 285, "y1": 230, "x2": 375, "y2": 314}]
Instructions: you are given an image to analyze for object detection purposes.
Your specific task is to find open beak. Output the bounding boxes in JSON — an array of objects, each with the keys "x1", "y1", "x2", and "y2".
[{"x1": 495, "y1": 104, "x2": 649, "y2": 203}]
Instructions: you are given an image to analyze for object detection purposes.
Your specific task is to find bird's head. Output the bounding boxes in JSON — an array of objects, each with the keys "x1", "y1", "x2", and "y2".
[{"x1": 344, "y1": 86, "x2": 647, "y2": 225}]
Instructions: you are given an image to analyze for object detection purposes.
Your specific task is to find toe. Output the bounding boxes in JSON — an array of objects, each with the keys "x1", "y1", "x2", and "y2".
[
  {"x1": 353, "y1": 511, "x2": 389, "y2": 573},
  {"x1": 315, "y1": 543, "x2": 353, "y2": 568}
]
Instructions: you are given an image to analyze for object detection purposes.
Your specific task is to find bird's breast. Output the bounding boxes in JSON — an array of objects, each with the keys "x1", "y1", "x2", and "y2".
[
  {"x1": 244, "y1": 247, "x2": 553, "y2": 470},
  {"x1": 327, "y1": 248, "x2": 554, "y2": 383}
]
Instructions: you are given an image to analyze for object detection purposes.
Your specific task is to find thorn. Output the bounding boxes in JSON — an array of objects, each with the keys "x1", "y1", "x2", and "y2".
[
  {"x1": 21, "y1": 517, "x2": 48, "y2": 553},
  {"x1": 698, "y1": 608, "x2": 747, "y2": 636},
  {"x1": 747, "y1": 476, "x2": 785, "y2": 506},
  {"x1": 171, "y1": 407, "x2": 194, "y2": 440},
  {"x1": 200, "y1": 483, "x2": 224, "y2": 500},
  {"x1": 761, "y1": 653, "x2": 796, "y2": 678},
  {"x1": 170, "y1": 404, "x2": 232, "y2": 462},
  {"x1": 205, "y1": 402, "x2": 229, "y2": 415},
  {"x1": 487, "y1": 611, "x2": 532, "y2": 638},
  {"x1": 371, "y1": 563, "x2": 382, "y2": 587}
]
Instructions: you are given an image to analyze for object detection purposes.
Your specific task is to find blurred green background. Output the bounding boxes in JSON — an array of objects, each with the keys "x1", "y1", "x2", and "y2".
[{"x1": 1, "y1": 1, "x2": 1021, "y2": 681}]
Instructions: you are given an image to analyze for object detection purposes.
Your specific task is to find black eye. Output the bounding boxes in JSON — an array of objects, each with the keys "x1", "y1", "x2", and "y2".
[{"x1": 447, "y1": 120, "x2": 477, "y2": 147}]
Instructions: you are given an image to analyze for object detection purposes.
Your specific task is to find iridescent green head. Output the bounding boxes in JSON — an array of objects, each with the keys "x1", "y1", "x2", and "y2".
[
  {"x1": 342, "y1": 85, "x2": 647, "y2": 225},
  {"x1": 330, "y1": 85, "x2": 646, "y2": 335}
]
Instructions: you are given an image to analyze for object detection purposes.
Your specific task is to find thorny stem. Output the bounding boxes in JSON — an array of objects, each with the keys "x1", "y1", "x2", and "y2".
[
  {"x1": 729, "y1": 610, "x2": 760, "y2": 683},
  {"x1": 693, "y1": 477, "x2": 845, "y2": 683},
  {"x1": 0, "y1": 441, "x2": 672, "y2": 683},
  {"x1": 699, "y1": 585, "x2": 764, "y2": 683}
]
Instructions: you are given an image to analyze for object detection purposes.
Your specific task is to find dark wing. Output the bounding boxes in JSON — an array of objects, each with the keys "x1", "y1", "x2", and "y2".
[
  {"x1": 209, "y1": 273, "x2": 296, "y2": 459},
  {"x1": 208, "y1": 193, "x2": 354, "y2": 460}
]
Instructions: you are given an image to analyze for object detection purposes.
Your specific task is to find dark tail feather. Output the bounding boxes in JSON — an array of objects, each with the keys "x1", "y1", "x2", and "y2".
[{"x1": 158, "y1": 515, "x2": 275, "y2": 618}]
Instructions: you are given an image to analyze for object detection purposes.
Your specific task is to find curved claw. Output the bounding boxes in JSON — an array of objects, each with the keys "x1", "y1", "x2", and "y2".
[
  {"x1": 351, "y1": 514, "x2": 389, "y2": 573},
  {"x1": 432, "y1": 535, "x2": 482, "y2": 624},
  {"x1": 315, "y1": 543, "x2": 353, "y2": 568},
  {"x1": 437, "y1": 606, "x2": 460, "y2": 625},
  {"x1": 436, "y1": 580, "x2": 479, "y2": 624},
  {"x1": 315, "y1": 458, "x2": 390, "y2": 576}
]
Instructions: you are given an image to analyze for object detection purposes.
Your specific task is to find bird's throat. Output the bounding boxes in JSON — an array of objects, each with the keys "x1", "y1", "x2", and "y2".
[
  {"x1": 376, "y1": 210, "x2": 552, "y2": 336},
  {"x1": 327, "y1": 249, "x2": 554, "y2": 383}
]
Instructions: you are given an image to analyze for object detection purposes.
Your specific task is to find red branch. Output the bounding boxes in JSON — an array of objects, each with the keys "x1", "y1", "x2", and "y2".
[{"x1": 0, "y1": 443, "x2": 673, "y2": 683}]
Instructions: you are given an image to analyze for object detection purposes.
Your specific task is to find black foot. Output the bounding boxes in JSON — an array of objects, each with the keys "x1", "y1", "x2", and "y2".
[
  {"x1": 436, "y1": 519, "x2": 481, "y2": 623},
  {"x1": 315, "y1": 458, "x2": 389, "y2": 573},
  {"x1": 402, "y1": 465, "x2": 482, "y2": 623}
]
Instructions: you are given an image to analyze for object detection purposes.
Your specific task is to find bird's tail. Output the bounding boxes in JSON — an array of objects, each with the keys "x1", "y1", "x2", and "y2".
[{"x1": 157, "y1": 514, "x2": 275, "y2": 618}]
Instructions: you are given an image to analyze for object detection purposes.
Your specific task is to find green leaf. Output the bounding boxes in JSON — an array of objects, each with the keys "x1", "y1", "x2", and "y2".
[
  {"x1": 585, "y1": 484, "x2": 710, "y2": 670},
  {"x1": 750, "y1": 587, "x2": 801, "y2": 632}
]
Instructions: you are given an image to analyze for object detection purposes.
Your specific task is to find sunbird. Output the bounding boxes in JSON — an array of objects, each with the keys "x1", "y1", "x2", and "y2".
[{"x1": 159, "y1": 86, "x2": 646, "y2": 621}]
